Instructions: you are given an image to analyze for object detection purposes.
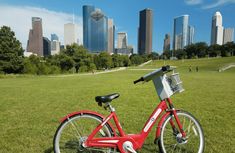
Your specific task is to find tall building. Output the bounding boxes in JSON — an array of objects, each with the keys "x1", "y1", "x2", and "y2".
[
  {"x1": 64, "y1": 23, "x2": 78, "y2": 47},
  {"x1": 117, "y1": 32, "x2": 128, "y2": 49},
  {"x1": 51, "y1": 34, "x2": 59, "y2": 41},
  {"x1": 138, "y1": 8, "x2": 153, "y2": 55},
  {"x1": 50, "y1": 34, "x2": 60, "y2": 55},
  {"x1": 83, "y1": 5, "x2": 95, "y2": 50},
  {"x1": 51, "y1": 41, "x2": 60, "y2": 55},
  {"x1": 163, "y1": 34, "x2": 170, "y2": 51},
  {"x1": 211, "y1": 11, "x2": 224, "y2": 45},
  {"x1": 173, "y1": 15, "x2": 189, "y2": 50},
  {"x1": 223, "y1": 28, "x2": 234, "y2": 44},
  {"x1": 27, "y1": 17, "x2": 43, "y2": 56},
  {"x1": 83, "y1": 5, "x2": 110, "y2": 53},
  {"x1": 188, "y1": 26, "x2": 195, "y2": 45},
  {"x1": 108, "y1": 18, "x2": 115, "y2": 54},
  {"x1": 43, "y1": 37, "x2": 51, "y2": 56}
]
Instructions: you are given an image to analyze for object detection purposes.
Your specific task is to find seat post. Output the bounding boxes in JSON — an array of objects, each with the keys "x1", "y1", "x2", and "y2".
[{"x1": 107, "y1": 103, "x2": 115, "y2": 112}]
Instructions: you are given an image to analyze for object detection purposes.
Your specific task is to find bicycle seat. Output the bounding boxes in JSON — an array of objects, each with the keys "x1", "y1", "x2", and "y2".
[{"x1": 95, "y1": 93, "x2": 120, "y2": 104}]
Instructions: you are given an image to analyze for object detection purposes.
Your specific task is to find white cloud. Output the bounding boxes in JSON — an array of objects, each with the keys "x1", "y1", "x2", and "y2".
[
  {"x1": 0, "y1": 5, "x2": 83, "y2": 49},
  {"x1": 184, "y1": 0, "x2": 235, "y2": 8},
  {"x1": 203, "y1": 0, "x2": 235, "y2": 9},
  {"x1": 184, "y1": 0, "x2": 203, "y2": 5}
]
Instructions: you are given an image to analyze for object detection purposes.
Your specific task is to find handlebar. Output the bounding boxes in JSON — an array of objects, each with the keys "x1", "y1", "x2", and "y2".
[
  {"x1": 133, "y1": 65, "x2": 174, "y2": 84},
  {"x1": 133, "y1": 77, "x2": 144, "y2": 84}
]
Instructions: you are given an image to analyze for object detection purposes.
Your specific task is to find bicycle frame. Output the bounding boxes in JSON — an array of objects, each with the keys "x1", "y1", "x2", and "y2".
[{"x1": 61, "y1": 98, "x2": 186, "y2": 152}]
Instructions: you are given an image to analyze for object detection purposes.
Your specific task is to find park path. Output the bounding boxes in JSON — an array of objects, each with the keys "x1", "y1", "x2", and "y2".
[
  {"x1": 138, "y1": 60, "x2": 152, "y2": 67},
  {"x1": 49, "y1": 60, "x2": 155, "y2": 78},
  {"x1": 49, "y1": 67, "x2": 127, "y2": 77},
  {"x1": 218, "y1": 63, "x2": 235, "y2": 72}
]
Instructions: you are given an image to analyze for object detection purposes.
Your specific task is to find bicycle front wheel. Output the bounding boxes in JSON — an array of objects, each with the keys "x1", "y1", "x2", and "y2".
[
  {"x1": 53, "y1": 113, "x2": 115, "y2": 153},
  {"x1": 159, "y1": 111, "x2": 204, "y2": 153}
]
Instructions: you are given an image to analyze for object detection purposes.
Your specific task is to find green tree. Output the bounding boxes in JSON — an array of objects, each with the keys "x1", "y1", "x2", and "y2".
[
  {"x1": 175, "y1": 49, "x2": 187, "y2": 59},
  {"x1": 207, "y1": 44, "x2": 221, "y2": 57},
  {"x1": 148, "y1": 52, "x2": 159, "y2": 60},
  {"x1": 0, "y1": 26, "x2": 24, "y2": 73},
  {"x1": 221, "y1": 42, "x2": 235, "y2": 57},
  {"x1": 194, "y1": 42, "x2": 208, "y2": 58},
  {"x1": 64, "y1": 44, "x2": 94, "y2": 72},
  {"x1": 23, "y1": 57, "x2": 38, "y2": 74},
  {"x1": 96, "y1": 52, "x2": 112, "y2": 69},
  {"x1": 130, "y1": 54, "x2": 144, "y2": 65},
  {"x1": 121, "y1": 55, "x2": 131, "y2": 67},
  {"x1": 58, "y1": 54, "x2": 74, "y2": 72}
]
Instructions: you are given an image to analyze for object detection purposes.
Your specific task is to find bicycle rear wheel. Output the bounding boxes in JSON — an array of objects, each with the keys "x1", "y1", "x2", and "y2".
[
  {"x1": 159, "y1": 110, "x2": 204, "y2": 153},
  {"x1": 53, "y1": 113, "x2": 116, "y2": 153}
]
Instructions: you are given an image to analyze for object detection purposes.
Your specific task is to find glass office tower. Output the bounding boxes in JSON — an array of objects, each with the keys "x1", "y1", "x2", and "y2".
[
  {"x1": 173, "y1": 15, "x2": 189, "y2": 50},
  {"x1": 83, "y1": 5, "x2": 108, "y2": 53}
]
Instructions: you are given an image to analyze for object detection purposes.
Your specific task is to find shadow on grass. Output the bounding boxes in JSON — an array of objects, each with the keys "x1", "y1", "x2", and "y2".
[
  {"x1": 44, "y1": 147, "x2": 53, "y2": 153},
  {"x1": 141, "y1": 143, "x2": 159, "y2": 152}
]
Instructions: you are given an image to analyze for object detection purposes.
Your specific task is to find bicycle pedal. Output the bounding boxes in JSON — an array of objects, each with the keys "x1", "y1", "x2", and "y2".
[{"x1": 123, "y1": 141, "x2": 137, "y2": 153}]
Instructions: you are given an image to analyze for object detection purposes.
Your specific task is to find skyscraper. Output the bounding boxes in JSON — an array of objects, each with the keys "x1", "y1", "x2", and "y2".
[
  {"x1": 223, "y1": 28, "x2": 234, "y2": 44},
  {"x1": 138, "y1": 8, "x2": 153, "y2": 55},
  {"x1": 51, "y1": 34, "x2": 59, "y2": 41},
  {"x1": 64, "y1": 23, "x2": 78, "y2": 47},
  {"x1": 211, "y1": 12, "x2": 224, "y2": 45},
  {"x1": 83, "y1": 5, "x2": 95, "y2": 50},
  {"x1": 50, "y1": 34, "x2": 60, "y2": 55},
  {"x1": 163, "y1": 34, "x2": 170, "y2": 51},
  {"x1": 188, "y1": 26, "x2": 195, "y2": 45},
  {"x1": 83, "y1": 5, "x2": 110, "y2": 53},
  {"x1": 43, "y1": 37, "x2": 51, "y2": 56},
  {"x1": 27, "y1": 17, "x2": 43, "y2": 56},
  {"x1": 51, "y1": 41, "x2": 60, "y2": 55},
  {"x1": 117, "y1": 32, "x2": 128, "y2": 49},
  {"x1": 173, "y1": 15, "x2": 189, "y2": 50},
  {"x1": 107, "y1": 18, "x2": 115, "y2": 54}
]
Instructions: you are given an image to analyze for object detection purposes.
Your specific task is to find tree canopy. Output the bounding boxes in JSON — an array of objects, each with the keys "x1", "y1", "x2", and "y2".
[{"x1": 0, "y1": 26, "x2": 24, "y2": 73}]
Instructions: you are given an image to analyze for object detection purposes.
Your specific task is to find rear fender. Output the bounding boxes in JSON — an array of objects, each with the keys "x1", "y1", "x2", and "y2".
[{"x1": 60, "y1": 110, "x2": 117, "y2": 136}]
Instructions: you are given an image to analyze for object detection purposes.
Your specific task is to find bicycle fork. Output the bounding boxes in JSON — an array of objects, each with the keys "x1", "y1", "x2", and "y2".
[{"x1": 167, "y1": 98, "x2": 186, "y2": 138}]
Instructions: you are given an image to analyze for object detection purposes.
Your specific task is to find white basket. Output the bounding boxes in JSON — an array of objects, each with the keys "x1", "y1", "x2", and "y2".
[{"x1": 167, "y1": 73, "x2": 184, "y2": 94}]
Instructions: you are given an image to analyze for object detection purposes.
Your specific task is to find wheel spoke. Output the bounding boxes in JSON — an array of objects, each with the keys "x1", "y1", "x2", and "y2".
[
  {"x1": 54, "y1": 114, "x2": 114, "y2": 153},
  {"x1": 160, "y1": 111, "x2": 204, "y2": 153}
]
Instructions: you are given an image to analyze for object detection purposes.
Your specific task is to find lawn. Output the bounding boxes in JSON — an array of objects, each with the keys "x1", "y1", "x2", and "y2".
[{"x1": 0, "y1": 57, "x2": 234, "y2": 152}]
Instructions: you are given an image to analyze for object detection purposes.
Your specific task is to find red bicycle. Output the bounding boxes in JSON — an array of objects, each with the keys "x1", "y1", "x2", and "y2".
[{"x1": 53, "y1": 66, "x2": 204, "y2": 153}]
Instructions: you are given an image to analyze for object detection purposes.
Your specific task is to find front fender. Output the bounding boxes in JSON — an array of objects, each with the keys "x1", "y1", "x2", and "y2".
[{"x1": 60, "y1": 110, "x2": 117, "y2": 136}]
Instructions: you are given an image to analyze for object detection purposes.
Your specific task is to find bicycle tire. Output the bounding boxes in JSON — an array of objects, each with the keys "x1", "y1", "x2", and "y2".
[
  {"x1": 158, "y1": 110, "x2": 204, "y2": 153},
  {"x1": 53, "y1": 113, "x2": 116, "y2": 153}
]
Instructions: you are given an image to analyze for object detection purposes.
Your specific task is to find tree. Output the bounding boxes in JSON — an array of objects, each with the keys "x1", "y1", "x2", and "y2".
[
  {"x1": 148, "y1": 52, "x2": 159, "y2": 60},
  {"x1": 221, "y1": 42, "x2": 235, "y2": 57},
  {"x1": 0, "y1": 26, "x2": 24, "y2": 73},
  {"x1": 175, "y1": 49, "x2": 187, "y2": 59},
  {"x1": 58, "y1": 54, "x2": 74, "y2": 72},
  {"x1": 130, "y1": 54, "x2": 144, "y2": 65},
  {"x1": 98, "y1": 52, "x2": 112, "y2": 69},
  {"x1": 194, "y1": 42, "x2": 208, "y2": 58},
  {"x1": 64, "y1": 44, "x2": 94, "y2": 72},
  {"x1": 207, "y1": 44, "x2": 221, "y2": 57}
]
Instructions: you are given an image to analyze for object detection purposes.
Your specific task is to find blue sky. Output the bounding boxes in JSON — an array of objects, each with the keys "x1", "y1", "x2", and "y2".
[{"x1": 0, "y1": 0, "x2": 235, "y2": 53}]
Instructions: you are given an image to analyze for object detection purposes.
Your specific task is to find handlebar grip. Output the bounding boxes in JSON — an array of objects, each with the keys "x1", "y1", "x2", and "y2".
[{"x1": 133, "y1": 77, "x2": 144, "y2": 84}]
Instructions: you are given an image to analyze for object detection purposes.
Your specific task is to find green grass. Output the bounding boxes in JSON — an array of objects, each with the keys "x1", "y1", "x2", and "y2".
[{"x1": 0, "y1": 57, "x2": 235, "y2": 152}]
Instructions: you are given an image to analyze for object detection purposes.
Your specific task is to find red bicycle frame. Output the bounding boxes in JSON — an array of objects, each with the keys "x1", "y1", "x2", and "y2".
[{"x1": 61, "y1": 98, "x2": 185, "y2": 152}]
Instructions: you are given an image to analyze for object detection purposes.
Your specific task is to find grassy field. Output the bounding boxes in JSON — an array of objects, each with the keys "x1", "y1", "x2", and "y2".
[{"x1": 0, "y1": 57, "x2": 234, "y2": 153}]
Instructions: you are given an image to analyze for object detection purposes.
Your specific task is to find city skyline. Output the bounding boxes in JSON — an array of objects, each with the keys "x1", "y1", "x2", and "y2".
[{"x1": 0, "y1": 0, "x2": 235, "y2": 53}]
